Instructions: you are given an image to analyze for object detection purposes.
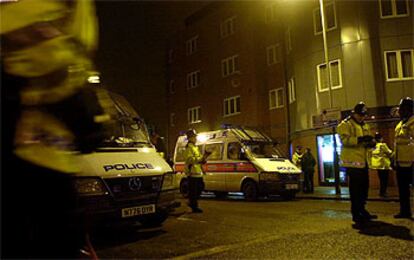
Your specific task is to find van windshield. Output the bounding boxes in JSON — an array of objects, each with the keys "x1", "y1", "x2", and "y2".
[
  {"x1": 101, "y1": 118, "x2": 152, "y2": 147},
  {"x1": 245, "y1": 142, "x2": 285, "y2": 159}
]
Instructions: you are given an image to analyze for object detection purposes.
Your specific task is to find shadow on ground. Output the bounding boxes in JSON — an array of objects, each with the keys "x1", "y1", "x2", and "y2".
[
  {"x1": 356, "y1": 220, "x2": 414, "y2": 241},
  {"x1": 91, "y1": 223, "x2": 166, "y2": 249}
]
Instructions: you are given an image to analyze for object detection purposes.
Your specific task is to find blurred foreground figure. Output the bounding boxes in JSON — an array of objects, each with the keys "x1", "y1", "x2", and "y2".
[{"x1": 1, "y1": 0, "x2": 108, "y2": 258}]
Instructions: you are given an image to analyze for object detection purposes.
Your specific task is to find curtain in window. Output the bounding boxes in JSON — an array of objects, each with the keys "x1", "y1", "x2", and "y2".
[
  {"x1": 401, "y1": 51, "x2": 413, "y2": 78},
  {"x1": 386, "y1": 52, "x2": 398, "y2": 79}
]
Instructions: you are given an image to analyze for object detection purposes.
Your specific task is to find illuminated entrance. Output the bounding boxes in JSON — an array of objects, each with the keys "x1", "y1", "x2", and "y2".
[{"x1": 316, "y1": 134, "x2": 347, "y2": 185}]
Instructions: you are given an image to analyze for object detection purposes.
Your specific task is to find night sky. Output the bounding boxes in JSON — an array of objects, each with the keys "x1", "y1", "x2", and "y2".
[{"x1": 95, "y1": 1, "x2": 208, "y2": 134}]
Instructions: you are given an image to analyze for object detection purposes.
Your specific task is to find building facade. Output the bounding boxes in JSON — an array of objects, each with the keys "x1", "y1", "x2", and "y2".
[
  {"x1": 166, "y1": 1, "x2": 289, "y2": 157},
  {"x1": 166, "y1": 0, "x2": 413, "y2": 188}
]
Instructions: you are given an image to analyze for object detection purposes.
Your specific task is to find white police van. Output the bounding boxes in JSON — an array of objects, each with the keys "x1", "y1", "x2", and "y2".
[
  {"x1": 173, "y1": 126, "x2": 301, "y2": 201},
  {"x1": 74, "y1": 92, "x2": 178, "y2": 227}
]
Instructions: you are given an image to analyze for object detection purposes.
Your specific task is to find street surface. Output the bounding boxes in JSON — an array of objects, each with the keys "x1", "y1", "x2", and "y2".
[{"x1": 94, "y1": 194, "x2": 414, "y2": 259}]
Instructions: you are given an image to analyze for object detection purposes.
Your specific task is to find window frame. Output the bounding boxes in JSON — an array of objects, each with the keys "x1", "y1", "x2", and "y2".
[
  {"x1": 186, "y1": 35, "x2": 199, "y2": 55},
  {"x1": 379, "y1": 0, "x2": 409, "y2": 19},
  {"x1": 187, "y1": 106, "x2": 201, "y2": 124},
  {"x1": 313, "y1": 1, "x2": 337, "y2": 35},
  {"x1": 223, "y1": 95, "x2": 241, "y2": 117},
  {"x1": 288, "y1": 78, "x2": 296, "y2": 104},
  {"x1": 384, "y1": 49, "x2": 414, "y2": 81},
  {"x1": 221, "y1": 54, "x2": 240, "y2": 77},
  {"x1": 316, "y1": 59, "x2": 343, "y2": 92},
  {"x1": 266, "y1": 44, "x2": 281, "y2": 65},
  {"x1": 187, "y1": 70, "x2": 200, "y2": 89},
  {"x1": 269, "y1": 88, "x2": 284, "y2": 110},
  {"x1": 220, "y1": 16, "x2": 236, "y2": 38}
]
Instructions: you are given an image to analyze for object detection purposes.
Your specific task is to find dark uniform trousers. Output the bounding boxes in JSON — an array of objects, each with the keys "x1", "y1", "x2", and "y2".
[
  {"x1": 347, "y1": 167, "x2": 369, "y2": 220},
  {"x1": 396, "y1": 166, "x2": 413, "y2": 216},
  {"x1": 188, "y1": 176, "x2": 203, "y2": 209}
]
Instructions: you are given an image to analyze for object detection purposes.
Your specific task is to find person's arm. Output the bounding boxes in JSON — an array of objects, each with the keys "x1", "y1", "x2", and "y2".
[
  {"x1": 337, "y1": 121, "x2": 358, "y2": 147},
  {"x1": 381, "y1": 143, "x2": 393, "y2": 157}
]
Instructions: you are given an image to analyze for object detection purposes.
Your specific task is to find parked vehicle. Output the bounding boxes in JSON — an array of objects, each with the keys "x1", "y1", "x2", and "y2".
[
  {"x1": 75, "y1": 92, "x2": 178, "y2": 227},
  {"x1": 173, "y1": 126, "x2": 301, "y2": 201}
]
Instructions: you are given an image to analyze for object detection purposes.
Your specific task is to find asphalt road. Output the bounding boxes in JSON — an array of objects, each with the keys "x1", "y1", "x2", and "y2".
[{"x1": 94, "y1": 195, "x2": 414, "y2": 259}]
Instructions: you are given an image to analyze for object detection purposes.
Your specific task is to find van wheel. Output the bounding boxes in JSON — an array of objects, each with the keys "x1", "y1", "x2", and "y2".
[
  {"x1": 214, "y1": 191, "x2": 228, "y2": 198},
  {"x1": 281, "y1": 191, "x2": 296, "y2": 200},
  {"x1": 242, "y1": 181, "x2": 258, "y2": 201},
  {"x1": 140, "y1": 211, "x2": 168, "y2": 228},
  {"x1": 180, "y1": 179, "x2": 189, "y2": 198}
]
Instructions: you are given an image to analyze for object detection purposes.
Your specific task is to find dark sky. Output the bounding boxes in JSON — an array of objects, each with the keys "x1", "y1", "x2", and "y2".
[{"x1": 95, "y1": 1, "x2": 208, "y2": 134}]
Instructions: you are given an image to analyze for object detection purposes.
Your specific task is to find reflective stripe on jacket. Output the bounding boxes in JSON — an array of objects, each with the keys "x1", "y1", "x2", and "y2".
[
  {"x1": 370, "y1": 143, "x2": 393, "y2": 170},
  {"x1": 337, "y1": 116, "x2": 371, "y2": 168},
  {"x1": 184, "y1": 142, "x2": 204, "y2": 177},
  {"x1": 395, "y1": 116, "x2": 414, "y2": 168}
]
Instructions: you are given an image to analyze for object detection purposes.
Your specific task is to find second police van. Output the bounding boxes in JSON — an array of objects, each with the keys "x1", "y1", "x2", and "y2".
[{"x1": 173, "y1": 126, "x2": 301, "y2": 201}]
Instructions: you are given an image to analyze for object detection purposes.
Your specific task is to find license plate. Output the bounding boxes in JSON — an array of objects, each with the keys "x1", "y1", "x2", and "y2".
[
  {"x1": 122, "y1": 204, "x2": 155, "y2": 218},
  {"x1": 286, "y1": 184, "x2": 298, "y2": 190}
]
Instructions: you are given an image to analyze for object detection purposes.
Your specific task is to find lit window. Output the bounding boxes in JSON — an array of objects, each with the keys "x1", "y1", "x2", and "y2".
[
  {"x1": 188, "y1": 106, "x2": 201, "y2": 124},
  {"x1": 288, "y1": 78, "x2": 296, "y2": 104},
  {"x1": 313, "y1": 1, "x2": 337, "y2": 35},
  {"x1": 221, "y1": 16, "x2": 236, "y2": 38},
  {"x1": 267, "y1": 44, "x2": 282, "y2": 65},
  {"x1": 224, "y1": 96, "x2": 241, "y2": 116},
  {"x1": 170, "y1": 113, "x2": 175, "y2": 127},
  {"x1": 384, "y1": 49, "x2": 414, "y2": 81},
  {"x1": 285, "y1": 27, "x2": 292, "y2": 54},
  {"x1": 317, "y1": 59, "x2": 342, "y2": 92},
  {"x1": 221, "y1": 55, "x2": 240, "y2": 77},
  {"x1": 187, "y1": 70, "x2": 200, "y2": 89},
  {"x1": 269, "y1": 88, "x2": 284, "y2": 109},
  {"x1": 169, "y1": 80, "x2": 175, "y2": 94},
  {"x1": 186, "y1": 36, "x2": 198, "y2": 55},
  {"x1": 379, "y1": 0, "x2": 409, "y2": 18}
]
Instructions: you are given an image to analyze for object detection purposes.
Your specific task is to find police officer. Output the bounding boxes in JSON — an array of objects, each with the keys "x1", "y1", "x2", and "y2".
[
  {"x1": 394, "y1": 97, "x2": 414, "y2": 219},
  {"x1": 337, "y1": 102, "x2": 377, "y2": 226},
  {"x1": 370, "y1": 133, "x2": 393, "y2": 197},
  {"x1": 184, "y1": 129, "x2": 210, "y2": 213}
]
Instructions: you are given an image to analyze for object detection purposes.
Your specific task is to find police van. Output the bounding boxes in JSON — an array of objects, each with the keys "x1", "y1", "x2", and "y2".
[
  {"x1": 74, "y1": 92, "x2": 178, "y2": 227},
  {"x1": 173, "y1": 126, "x2": 301, "y2": 201}
]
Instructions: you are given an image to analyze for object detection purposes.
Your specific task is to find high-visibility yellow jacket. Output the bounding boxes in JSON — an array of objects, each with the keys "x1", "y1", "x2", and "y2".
[
  {"x1": 292, "y1": 152, "x2": 303, "y2": 169},
  {"x1": 337, "y1": 116, "x2": 371, "y2": 168},
  {"x1": 395, "y1": 116, "x2": 414, "y2": 168},
  {"x1": 370, "y1": 143, "x2": 393, "y2": 170},
  {"x1": 184, "y1": 143, "x2": 204, "y2": 177}
]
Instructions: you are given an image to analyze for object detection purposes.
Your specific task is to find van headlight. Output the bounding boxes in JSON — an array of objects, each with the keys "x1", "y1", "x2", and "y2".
[
  {"x1": 260, "y1": 172, "x2": 280, "y2": 182},
  {"x1": 73, "y1": 178, "x2": 108, "y2": 196},
  {"x1": 162, "y1": 172, "x2": 174, "y2": 189}
]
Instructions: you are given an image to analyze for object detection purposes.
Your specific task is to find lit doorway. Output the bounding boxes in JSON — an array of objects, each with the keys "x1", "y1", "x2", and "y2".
[{"x1": 316, "y1": 134, "x2": 347, "y2": 186}]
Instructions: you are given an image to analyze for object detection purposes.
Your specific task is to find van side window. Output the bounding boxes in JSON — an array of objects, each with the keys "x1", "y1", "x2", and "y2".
[
  {"x1": 227, "y1": 142, "x2": 242, "y2": 160},
  {"x1": 175, "y1": 146, "x2": 186, "y2": 162},
  {"x1": 204, "y1": 143, "x2": 223, "y2": 161}
]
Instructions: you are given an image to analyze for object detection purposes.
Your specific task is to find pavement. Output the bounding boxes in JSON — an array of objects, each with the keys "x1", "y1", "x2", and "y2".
[{"x1": 296, "y1": 186, "x2": 400, "y2": 202}]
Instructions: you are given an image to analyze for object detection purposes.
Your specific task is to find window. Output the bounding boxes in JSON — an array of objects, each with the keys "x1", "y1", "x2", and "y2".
[
  {"x1": 285, "y1": 27, "x2": 292, "y2": 54},
  {"x1": 224, "y1": 96, "x2": 241, "y2": 116},
  {"x1": 288, "y1": 78, "x2": 296, "y2": 104},
  {"x1": 220, "y1": 16, "x2": 236, "y2": 38},
  {"x1": 267, "y1": 44, "x2": 282, "y2": 65},
  {"x1": 221, "y1": 55, "x2": 239, "y2": 77},
  {"x1": 205, "y1": 143, "x2": 223, "y2": 161},
  {"x1": 169, "y1": 80, "x2": 175, "y2": 94},
  {"x1": 227, "y1": 142, "x2": 242, "y2": 160},
  {"x1": 188, "y1": 106, "x2": 201, "y2": 124},
  {"x1": 313, "y1": 1, "x2": 337, "y2": 35},
  {"x1": 379, "y1": 0, "x2": 409, "y2": 18},
  {"x1": 269, "y1": 88, "x2": 284, "y2": 109},
  {"x1": 384, "y1": 49, "x2": 414, "y2": 81},
  {"x1": 170, "y1": 113, "x2": 175, "y2": 127},
  {"x1": 265, "y1": 4, "x2": 278, "y2": 23},
  {"x1": 186, "y1": 36, "x2": 198, "y2": 55},
  {"x1": 187, "y1": 70, "x2": 200, "y2": 89},
  {"x1": 317, "y1": 59, "x2": 342, "y2": 92}
]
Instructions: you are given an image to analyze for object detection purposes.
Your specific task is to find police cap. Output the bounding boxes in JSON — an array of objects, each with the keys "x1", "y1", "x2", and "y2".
[
  {"x1": 352, "y1": 102, "x2": 367, "y2": 116},
  {"x1": 399, "y1": 97, "x2": 413, "y2": 110},
  {"x1": 186, "y1": 129, "x2": 197, "y2": 138}
]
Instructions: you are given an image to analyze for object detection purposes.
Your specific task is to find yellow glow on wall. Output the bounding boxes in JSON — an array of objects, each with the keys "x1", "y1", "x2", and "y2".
[{"x1": 341, "y1": 26, "x2": 360, "y2": 44}]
